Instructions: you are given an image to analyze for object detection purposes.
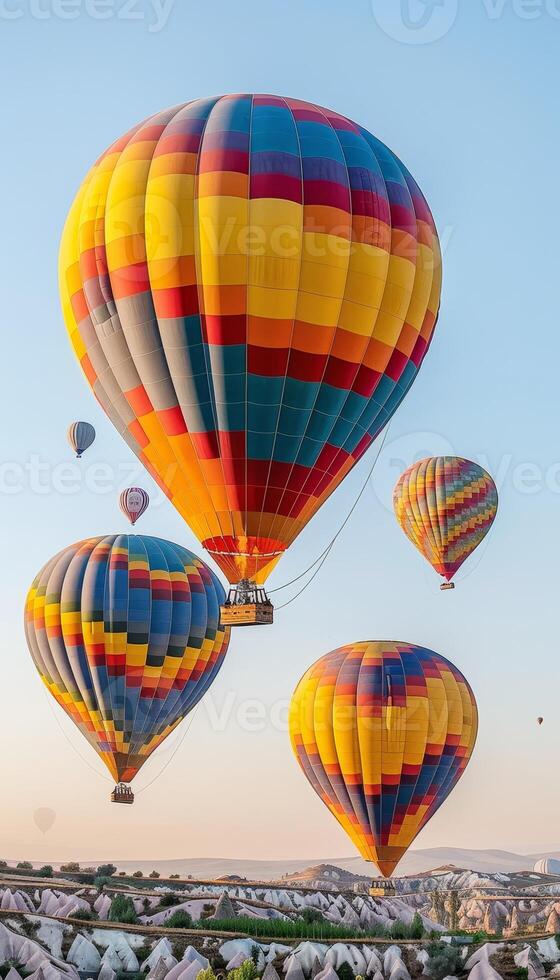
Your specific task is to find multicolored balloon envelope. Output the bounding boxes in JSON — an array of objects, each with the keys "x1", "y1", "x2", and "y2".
[
  {"x1": 393, "y1": 456, "x2": 498, "y2": 588},
  {"x1": 120, "y1": 487, "x2": 150, "y2": 525},
  {"x1": 24, "y1": 535, "x2": 230, "y2": 798},
  {"x1": 60, "y1": 94, "x2": 442, "y2": 585},
  {"x1": 289, "y1": 641, "x2": 478, "y2": 877}
]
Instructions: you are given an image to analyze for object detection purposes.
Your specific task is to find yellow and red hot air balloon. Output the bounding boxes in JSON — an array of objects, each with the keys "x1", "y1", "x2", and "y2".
[
  {"x1": 24, "y1": 534, "x2": 230, "y2": 803},
  {"x1": 393, "y1": 456, "x2": 498, "y2": 590},
  {"x1": 289, "y1": 641, "x2": 478, "y2": 880},
  {"x1": 59, "y1": 94, "x2": 441, "y2": 621}
]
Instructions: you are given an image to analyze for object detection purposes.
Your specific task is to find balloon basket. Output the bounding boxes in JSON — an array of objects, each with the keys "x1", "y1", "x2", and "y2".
[
  {"x1": 440, "y1": 582, "x2": 455, "y2": 591},
  {"x1": 220, "y1": 580, "x2": 274, "y2": 627},
  {"x1": 110, "y1": 783, "x2": 134, "y2": 805},
  {"x1": 369, "y1": 880, "x2": 396, "y2": 897}
]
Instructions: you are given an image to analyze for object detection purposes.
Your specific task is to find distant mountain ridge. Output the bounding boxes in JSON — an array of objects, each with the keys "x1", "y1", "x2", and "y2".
[{"x1": 70, "y1": 846, "x2": 552, "y2": 880}]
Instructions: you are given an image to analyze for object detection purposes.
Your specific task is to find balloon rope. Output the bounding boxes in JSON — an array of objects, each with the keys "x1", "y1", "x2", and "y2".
[
  {"x1": 273, "y1": 425, "x2": 391, "y2": 609},
  {"x1": 40, "y1": 685, "x2": 112, "y2": 783},
  {"x1": 134, "y1": 702, "x2": 202, "y2": 795}
]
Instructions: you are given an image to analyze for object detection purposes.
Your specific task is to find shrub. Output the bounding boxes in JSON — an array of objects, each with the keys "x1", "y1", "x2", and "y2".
[
  {"x1": 72, "y1": 908, "x2": 98, "y2": 922},
  {"x1": 425, "y1": 941, "x2": 463, "y2": 980},
  {"x1": 149, "y1": 871, "x2": 161, "y2": 879},
  {"x1": 159, "y1": 893, "x2": 182, "y2": 908},
  {"x1": 17, "y1": 862, "x2": 33, "y2": 870},
  {"x1": 198, "y1": 970, "x2": 217, "y2": 980},
  {"x1": 228, "y1": 960, "x2": 258, "y2": 980},
  {"x1": 109, "y1": 894, "x2": 138, "y2": 924},
  {"x1": 515, "y1": 970, "x2": 528, "y2": 980},
  {"x1": 133, "y1": 871, "x2": 144, "y2": 878},
  {"x1": 60, "y1": 862, "x2": 80, "y2": 872},
  {"x1": 300, "y1": 907, "x2": 324, "y2": 924},
  {"x1": 336, "y1": 964, "x2": 354, "y2": 980},
  {"x1": 389, "y1": 912, "x2": 424, "y2": 940},
  {"x1": 165, "y1": 910, "x2": 193, "y2": 929},
  {"x1": 38, "y1": 865, "x2": 53, "y2": 878}
]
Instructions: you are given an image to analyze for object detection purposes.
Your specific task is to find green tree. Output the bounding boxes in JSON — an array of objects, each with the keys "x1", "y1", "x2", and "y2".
[
  {"x1": 426, "y1": 942, "x2": 463, "y2": 980},
  {"x1": 38, "y1": 865, "x2": 53, "y2": 878},
  {"x1": 16, "y1": 861, "x2": 32, "y2": 870},
  {"x1": 97, "y1": 864, "x2": 117, "y2": 878},
  {"x1": 159, "y1": 893, "x2": 181, "y2": 908},
  {"x1": 109, "y1": 894, "x2": 138, "y2": 924},
  {"x1": 165, "y1": 910, "x2": 192, "y2": 928},
  {"x1": 149, "y1": 870, "x2": 161, "y2": 878},
  {"x1": 133, "y1": 871, "x2": 144, "y2": 878}
]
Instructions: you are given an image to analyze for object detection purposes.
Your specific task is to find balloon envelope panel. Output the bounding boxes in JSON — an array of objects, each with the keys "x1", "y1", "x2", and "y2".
[
  {"x1": 393, "y1": 456, "x2": 498, "y2": 582},
  {"x1": 24, "y1": 535, "x2": 230, "y2": 783},
  {"x1": 60, "y1": 94, "x2": 441, "y2": 583},
  {"x1": 289, "y1": 640, "x2": 478, "y2": 877}
]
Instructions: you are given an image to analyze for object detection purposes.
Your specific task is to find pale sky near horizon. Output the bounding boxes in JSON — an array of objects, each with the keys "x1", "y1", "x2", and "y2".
[{"x1": 0, "y1": 0, "x2": 558, "y2": 865}]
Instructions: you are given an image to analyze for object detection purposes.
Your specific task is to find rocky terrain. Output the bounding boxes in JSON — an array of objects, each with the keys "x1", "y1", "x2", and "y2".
[{"x1": 0, "y1": 866, "x2": 560, "y2": 980}]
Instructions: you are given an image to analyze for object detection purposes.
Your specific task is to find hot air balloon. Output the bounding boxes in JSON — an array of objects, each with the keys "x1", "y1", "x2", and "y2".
[
  {"x1": 60, "y1": 95, "x2": 442, "y2": 623},
  {"x1": 537, "y1": 717, "x2": 544, "y2": 726},
  {"x1": 24, "y1": 534, "x2": 230, "y2": 803},
  {"x1": 289, "y1": 641, "x2": 478, "y2": 880},
  {"x1": 33, "y1": 808, "x2": 56, "y2": 835},
  {"x1": 393, "y1": 457, "x2": 498, "y2": 589},
  {"x1": 120, "y1": 487, "x2": 150, "y2": 526},
  {"x1": 67, "y1": 421, "x2": 95, "y2": 458}
]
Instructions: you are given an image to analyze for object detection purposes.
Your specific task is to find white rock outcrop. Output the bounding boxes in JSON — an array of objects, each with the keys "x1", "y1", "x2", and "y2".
[{"x1": 67, "y1": 934, "x2": 102, "y2": 972}]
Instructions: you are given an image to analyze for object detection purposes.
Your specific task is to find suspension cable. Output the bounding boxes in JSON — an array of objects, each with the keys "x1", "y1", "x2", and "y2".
[{"x1": 273, "y1": 425, "x2": 391, "y2": 609}]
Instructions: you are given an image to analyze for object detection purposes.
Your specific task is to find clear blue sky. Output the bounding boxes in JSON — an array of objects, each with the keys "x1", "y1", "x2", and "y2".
[{"x1": 0, "y1": 0, "x2": 558, "y2": 862}]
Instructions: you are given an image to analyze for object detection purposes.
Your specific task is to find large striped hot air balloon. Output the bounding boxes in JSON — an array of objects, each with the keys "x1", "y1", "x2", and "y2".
[
  {"x1": 289, "y1": 641, "x2": 478, "y2": 878},
  {"x1": 393, "y1": 456, "x2": 498, "y2": 589},
  {"x1": 24, "y1": 535, "x2": 230, "y2": 803},
  {"x1": 60, "y1": 94, "x2": 442, "y2": 607}
]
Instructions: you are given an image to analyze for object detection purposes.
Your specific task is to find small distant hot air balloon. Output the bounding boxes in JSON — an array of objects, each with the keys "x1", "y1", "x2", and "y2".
[
  {"x1": 33, "y1": 807, "x2": 56, "y2": 835},
  {"x1": 537, "y1": 717, "x2": 544, "y2": 726},
  {"x1": 393, "y1": 456, "x2": 498, "y2": 589},
  {"x1": 25, "y1": 534, "x2": 230, "y2": 804},
  {"x1": 60, "y1": 94, "x2": 443, "y2": 624},
  {"x1": 289, "y1": 640, "x2": 478, "y2": 880},
  {"x1": 67, "y1": 421, "x2": 95, "y2": 458},
  {"x1": 120, "y1": 487, "x2": 149, "y2": 526}
]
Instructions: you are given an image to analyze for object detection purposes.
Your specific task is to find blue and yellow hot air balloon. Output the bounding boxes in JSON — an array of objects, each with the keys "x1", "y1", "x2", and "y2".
[
  {"x1": 67, "y1": 421, "x2": 95, "y2": 458},
  {"x1": 59, "y1": 95, "x2": 442, "y2": 607},
  {"x1": 289, "y1": 641, "x2": 478, "y2": 878},
  {"x1": 24, "y1": 535, "x2": 230, "y2": 803}
]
